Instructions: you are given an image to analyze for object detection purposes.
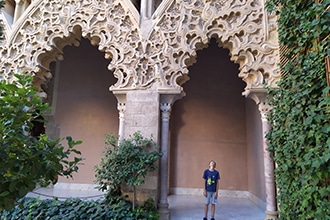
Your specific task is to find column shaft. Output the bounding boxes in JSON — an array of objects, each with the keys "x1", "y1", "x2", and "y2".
[
  {"x1": 258, "y1": 102, "x2": 278, "y2": 220},
  {"x1": 160, "y1": 103, "x2": 170, "y2": 204},
  {"x1": 158, "y1": 102, "x2": 172, "y2": 220}
]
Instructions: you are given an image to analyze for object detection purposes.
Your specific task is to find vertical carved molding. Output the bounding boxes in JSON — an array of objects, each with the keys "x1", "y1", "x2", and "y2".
[{"x1": 247, "y1": 90, "x2": 278, "y2": 220}]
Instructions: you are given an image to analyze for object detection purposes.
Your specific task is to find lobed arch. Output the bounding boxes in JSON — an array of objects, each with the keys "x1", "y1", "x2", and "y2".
[
  {"x1": 148, "y1": 0, "x2": 280, "y2": 96},
  {"x1": 0, "y1": 0, "x2": 141, "y2": 93},
  {"x1": 0, "y1": 0, "x2": 280, "y2": 97}
]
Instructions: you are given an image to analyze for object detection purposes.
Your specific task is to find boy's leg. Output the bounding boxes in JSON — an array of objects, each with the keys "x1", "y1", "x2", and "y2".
[
  {"x1": 204, "y1": 191, "x2": 212, "y2": 219},
  {"x1": 210, "y1": 192, "x2": 216, "y2": 219},
  {"x1": 204, "y1": 204, "x2": 209, "y2": 218},
  {"x1": 211, "y1": 204, "x2": 215, "y2": 218}
]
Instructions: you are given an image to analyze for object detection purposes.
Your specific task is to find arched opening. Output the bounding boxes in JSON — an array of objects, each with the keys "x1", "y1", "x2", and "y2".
[
  {"x1": 169, "y1": 38, "x2": 265, "y2": 207},
  {"x1": 44, "y1": 38, "x2": 119, "y2": 187}
]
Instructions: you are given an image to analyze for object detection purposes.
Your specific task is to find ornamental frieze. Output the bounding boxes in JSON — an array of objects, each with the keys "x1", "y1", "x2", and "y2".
[{"x1": 0, "y1": 0, "x2": 280, "y2": 96}]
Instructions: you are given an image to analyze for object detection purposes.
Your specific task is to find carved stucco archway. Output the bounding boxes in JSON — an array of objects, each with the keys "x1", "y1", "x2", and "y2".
[
  {"x1": 0, "y1": 0, "x2": 279, "y2": 219},
  {"x1": 0, "y1": 0, "x2": 279, "y2": 94}
]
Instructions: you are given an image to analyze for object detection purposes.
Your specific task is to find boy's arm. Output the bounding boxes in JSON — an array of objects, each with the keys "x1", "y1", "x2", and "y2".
[
  {"x1": 203, "y1": 179, "x2": 206, "y2": 197},
  {"x1": 202, "y1": 170, "x2": 206, "y2": 197},
  {"x1": 215, "y1": 179, "x2": 219, "y2": 199}
]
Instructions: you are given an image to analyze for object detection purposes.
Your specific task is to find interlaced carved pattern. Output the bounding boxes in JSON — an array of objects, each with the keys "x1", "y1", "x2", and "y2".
[
  {"x1": 0, "y1": 0, "x2": 280, "y2": 96},
  {"x1": 151, "y1": 0, "x2": 280, "y2": 94}
]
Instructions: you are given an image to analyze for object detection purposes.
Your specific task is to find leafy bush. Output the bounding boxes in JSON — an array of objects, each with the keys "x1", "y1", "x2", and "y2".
[
  {"x1": 95, "y1": 132, "x2": 162, "y2": 209},
  {"x1": 0, "y1": 197, "x2": 159, "y2": 220},
  {"x1": 0, "y1": 74, "x2": 83, "y2": 210},
  {"x1": 266, "y1": 0, "x2": 330, "y2": 219}
]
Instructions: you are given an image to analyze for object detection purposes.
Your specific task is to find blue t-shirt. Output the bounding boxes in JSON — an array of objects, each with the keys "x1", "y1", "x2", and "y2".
[{"x1": 203, "y1": 169, "x2": 220, "y2": 192}]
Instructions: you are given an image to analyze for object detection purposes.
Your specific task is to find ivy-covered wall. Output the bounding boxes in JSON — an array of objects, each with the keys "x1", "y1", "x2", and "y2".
[{"x1": 266, "y1": 0, "x2": 330, "y2": 219}]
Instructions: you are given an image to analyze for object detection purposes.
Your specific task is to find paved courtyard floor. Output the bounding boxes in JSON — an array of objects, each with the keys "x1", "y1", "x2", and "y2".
[
  {"x1": 168, "y1": 195, "x2": 265, "y2": 220},
  {"x1": 27, "y1": 188, "x2": 265, "y2": 220}
]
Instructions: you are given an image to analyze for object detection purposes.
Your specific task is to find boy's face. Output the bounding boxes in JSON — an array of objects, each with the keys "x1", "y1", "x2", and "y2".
[{"x1": 209, "y1": 161, "x2": 216, "y2": 170}]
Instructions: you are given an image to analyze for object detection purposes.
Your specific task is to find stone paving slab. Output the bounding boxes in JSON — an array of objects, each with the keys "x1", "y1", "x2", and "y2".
[{"x1": 168, "y1": 195, "x2": 265, "y2": 220}]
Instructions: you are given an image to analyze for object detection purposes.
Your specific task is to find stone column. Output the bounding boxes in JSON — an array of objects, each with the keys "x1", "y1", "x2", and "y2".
[
  {"x1": 247, "y1": 89, "x2": 278, "y2": 220},
  {"x1": 258, "y1": 102, "x2": 278, "y2": 220},
  {"x1": 158, "y1": 93, "x2": 181, "y2": 220},
  {"x1": 158, "y1": 102, "x2": 171, "y2": 220}
]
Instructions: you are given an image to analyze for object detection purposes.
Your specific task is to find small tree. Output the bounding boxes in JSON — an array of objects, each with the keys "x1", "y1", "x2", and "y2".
[
  {"x1": 0, "y1": 74, "x2": 83, "y2": 210},
  {"x1": 95, "y1": 132, "x2": 162, "y2": 209}
]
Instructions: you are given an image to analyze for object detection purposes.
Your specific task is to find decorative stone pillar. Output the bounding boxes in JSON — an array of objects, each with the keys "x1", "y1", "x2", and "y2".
[
  {"x1": 158, "y1": 93, "x2": 181, "y2": 220},
  {"x1": 158, "y1": 101, "x2": 171, "y2": 220},
  {"x1": 247, "y1": 89, "x2": 278, "y2": 220}
]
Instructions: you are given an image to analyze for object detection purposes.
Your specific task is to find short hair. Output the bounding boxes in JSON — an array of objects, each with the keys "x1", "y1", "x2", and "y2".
[{"x1": 209, "y1": 160, "x2": 216, "y2": 167}]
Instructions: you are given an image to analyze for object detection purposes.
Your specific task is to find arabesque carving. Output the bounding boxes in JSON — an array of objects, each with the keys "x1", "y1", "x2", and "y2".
[{"x1": 0, "y1": 0, "x2": 280, "y2": 96}]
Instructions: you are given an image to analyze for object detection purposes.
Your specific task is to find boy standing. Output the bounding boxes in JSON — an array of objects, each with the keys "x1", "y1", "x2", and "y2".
[{"x1": 202, "y1": 160, "x2": 220, "y2": 220}]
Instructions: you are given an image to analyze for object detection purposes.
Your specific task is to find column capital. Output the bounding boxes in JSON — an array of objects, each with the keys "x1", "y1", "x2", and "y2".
[
  {"x1": 160, "y1": 93, "x2": 182, "y2": 121},
  {"x1": 117, "y1": 102, "x2": 126, "y2": 113},
  {"x1": 160, "y1": 102, "x2": 171, "y2": 122},
  {"x1": 112, "y1": 91, "x2": 127, "y2": 103},
  {"x1": 160, "y1": 102, "x2": 171, "y2": 112},
  {"x1": 160, "y1": 93, "x2": 183, "y2": 105},
  {"x1": 258, "y1": 102, "x2": 271, "y2": 122},
  {"x1": 246, "y1": 88, "x2": 271, "y2": 121},
  {"x1": 246, "y1": 88, "x2": 267, "y2": 104}
]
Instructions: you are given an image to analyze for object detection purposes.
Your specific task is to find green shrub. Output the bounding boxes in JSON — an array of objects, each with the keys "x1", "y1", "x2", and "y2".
[
  {"x1": 0, "y1": 197, "x2": 159, "y2": 220},
  {"x1": 0, "y1": 74, "x2": 83, "y2": 210},
  {"x1": 95, "y1": 132, "x2": 162, "y2": 209}
]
